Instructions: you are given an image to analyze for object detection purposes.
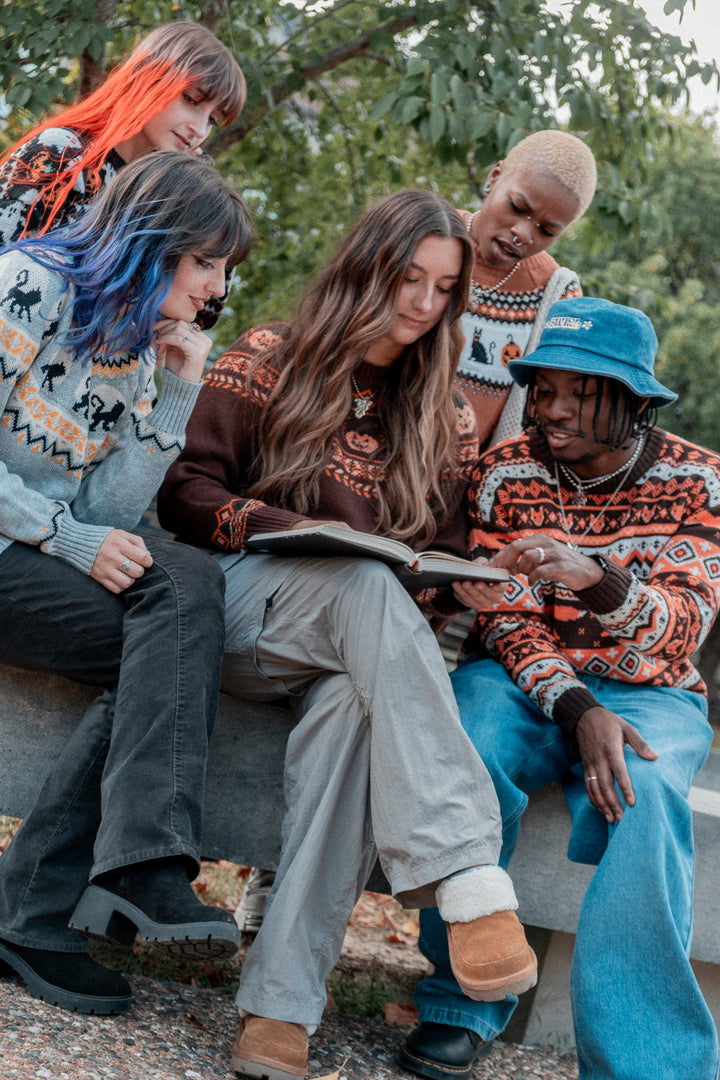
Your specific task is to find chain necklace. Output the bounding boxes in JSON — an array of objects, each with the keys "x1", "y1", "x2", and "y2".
[
  {"x1": 351, "y1": 374, "x2": 373, "y2": 419},
  {"x1": 553, "y1": 434, "x2": 646, "y2": 550},
  {"x1": 559, "y1": 434, "x2": 646, "y2": 506},
  {"x1": 466, "y1": 210, "x2": 520, "y2": 296}
]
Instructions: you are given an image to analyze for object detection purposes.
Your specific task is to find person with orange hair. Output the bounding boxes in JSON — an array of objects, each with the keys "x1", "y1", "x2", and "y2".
[{"x1": 0, "y1": 20, "x2": 246, "y2": 327}]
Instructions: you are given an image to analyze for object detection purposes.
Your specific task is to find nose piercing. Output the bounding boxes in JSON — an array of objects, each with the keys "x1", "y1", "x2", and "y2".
[{"x1": 513, "y1": 235, "x2": 524, "y2": 247}]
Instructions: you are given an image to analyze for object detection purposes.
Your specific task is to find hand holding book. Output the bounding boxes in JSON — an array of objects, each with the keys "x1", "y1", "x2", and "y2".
[{"x1": 245, "y1": 523, "x2": 510, "y2": 589}]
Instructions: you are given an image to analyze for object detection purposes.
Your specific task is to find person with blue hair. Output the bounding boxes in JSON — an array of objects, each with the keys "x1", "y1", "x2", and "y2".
[{"x1": 0, "y1": 150, "x2": 253, "y2": 1015}]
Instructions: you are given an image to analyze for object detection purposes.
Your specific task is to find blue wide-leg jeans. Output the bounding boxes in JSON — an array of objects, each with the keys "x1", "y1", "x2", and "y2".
[
  {"x1": 0, "y1": 536, "x2": 225, "y2": 951},
  {"x1": 415, "y1": 657, "x2": 719, "y2": 1080}
]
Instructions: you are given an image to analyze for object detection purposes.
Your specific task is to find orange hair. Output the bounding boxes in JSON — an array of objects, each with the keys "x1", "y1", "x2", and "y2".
[{"x1": 0, "y1": 21, "x2": 246, "y2": 236}]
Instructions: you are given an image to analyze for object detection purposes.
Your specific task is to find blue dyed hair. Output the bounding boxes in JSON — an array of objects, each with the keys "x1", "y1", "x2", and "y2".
[{"x1": 7, "y1": 150, "x2": 252, "y2": 360}]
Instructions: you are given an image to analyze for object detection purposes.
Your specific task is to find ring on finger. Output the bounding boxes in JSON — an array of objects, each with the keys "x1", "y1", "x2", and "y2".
[
  {"x1": 120, "y1": 559, "x2": 132, "y2": 573},
  {"x1": 190, "y1": 323, "x2": 201, "y2": 334},
  {"x1": 586, "y1": 775, "x2": 598, "y2": 782},
  {"x1": 535, "y1": 545, "x2": 545, "y2": 565}
]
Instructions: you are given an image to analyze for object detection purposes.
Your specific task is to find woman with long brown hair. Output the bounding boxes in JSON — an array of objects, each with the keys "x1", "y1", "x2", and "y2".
[{"x1": 158, "y1": 188, "x2": 536, "y2": 1080}]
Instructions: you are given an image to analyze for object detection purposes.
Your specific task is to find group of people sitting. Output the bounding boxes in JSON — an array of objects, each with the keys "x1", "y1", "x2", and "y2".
[{"x1": 0, "y1": 19, "x2": 718, "y2": 1080}]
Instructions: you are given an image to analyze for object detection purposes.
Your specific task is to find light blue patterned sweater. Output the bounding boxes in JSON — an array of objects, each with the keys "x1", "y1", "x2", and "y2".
[{"x1": 0, "y1": 249, "x2": 201, "y2": 574}]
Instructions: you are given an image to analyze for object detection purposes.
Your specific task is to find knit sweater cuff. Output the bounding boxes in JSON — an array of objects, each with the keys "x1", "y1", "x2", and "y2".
[
  {"x1": 46, "y1": 513, "x2": 112, "y2": 575},
  {"x1": 150, "y1": 370, "x2": 202, "y2": 436},
  {"x1": 243, "y1": 506, "x2": 306, "y2": 540},
  {"x1": 553, "y1": 685, "x2": 601, "y2": 737},
  {"x1": 576, "y1": 559, "x2": 632, "y2": 614}
]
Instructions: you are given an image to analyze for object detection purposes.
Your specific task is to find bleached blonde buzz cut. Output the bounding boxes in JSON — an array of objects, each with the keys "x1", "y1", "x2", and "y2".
[{"x1": 503, "y1": 130, "x2": 597, "y2": 219}]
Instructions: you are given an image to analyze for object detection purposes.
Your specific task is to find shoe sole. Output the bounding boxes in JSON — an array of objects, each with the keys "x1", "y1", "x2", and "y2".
[
  {"x1": 236, "y1": 910, "x2": 264, "y2": 934},
  {"x1": 457, "y1": 966, "x2": 537, "y2": 1002},
  {"x1": 398, "y1": 1039, "x2": 493, "y2": 1080},
  {"x1": 69, "y1": 885, "x2": 240, "y2": 960},
  {"x1": 0, "y1": 942, "x2": 132, "y2": 1015},
  {"x1": 231, "y1": 1050, "x2": 307, "y2": 1080}
]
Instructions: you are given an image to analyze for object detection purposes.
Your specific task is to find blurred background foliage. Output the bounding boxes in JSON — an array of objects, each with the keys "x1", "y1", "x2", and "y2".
[{"x1": 1, "y1": 0, "x2": 720, "y2": 448}]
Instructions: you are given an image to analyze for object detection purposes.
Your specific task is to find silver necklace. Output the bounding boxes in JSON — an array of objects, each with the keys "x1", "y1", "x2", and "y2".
[
  {"x1": 466, "y1": 210, "x2": 520, "y2": 295},
  {"x1": 554, "y1": 434, "x2": 646, "y2": 550},
  {"x1": 559, "y1": 435, "x2": 646, "y2": 506},
  {"x1": 351, "y1": 374, "x2": 373, "y2": 419}
]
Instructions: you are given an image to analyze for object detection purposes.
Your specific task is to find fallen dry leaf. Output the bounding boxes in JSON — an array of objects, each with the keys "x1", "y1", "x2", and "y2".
[
  {"x1": 383, "y1": 1001, "x2": 419, "y2": 1026},
  {"x1": 314, "y1": 1057, "x2": 348, "y2": 1080}
]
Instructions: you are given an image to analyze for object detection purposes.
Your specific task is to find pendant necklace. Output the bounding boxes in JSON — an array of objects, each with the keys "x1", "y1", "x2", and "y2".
[
  {"x1": 351, "y1": 374, "x2": 373, "y2": 419},
  {"x1": 466, "y1": 209, "x2": 520, "y2": 299},
  {"x1": 558, "y1": 434, "x2": 646, "y2": 507},
  {"x1": 554, "y1": 434, "x2": 646, "y2": 550}
]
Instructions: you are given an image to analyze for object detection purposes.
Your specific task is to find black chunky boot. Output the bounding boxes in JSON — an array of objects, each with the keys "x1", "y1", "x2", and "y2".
[
  {"x1": 0, "y1": 937, "x2": 132, "y2": 1014},
  {"x1": 69, "y1": 857, "x2": 240, "y2": 960}
]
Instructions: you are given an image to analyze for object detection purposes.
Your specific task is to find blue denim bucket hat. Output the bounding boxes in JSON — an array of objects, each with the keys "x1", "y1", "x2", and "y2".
[{"x1": 508, "y1": 296, "x2": 677, "y2": 408}]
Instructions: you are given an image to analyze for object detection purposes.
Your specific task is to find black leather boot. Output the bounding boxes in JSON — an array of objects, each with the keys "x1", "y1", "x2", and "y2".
[{"x1": 399, "y1": 1021, "x2": 494, "y2": 1079}]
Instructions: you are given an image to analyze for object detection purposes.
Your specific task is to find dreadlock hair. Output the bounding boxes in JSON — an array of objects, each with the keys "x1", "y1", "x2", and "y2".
[
  {"x1": 522, "y1": 370, "x2": 657, "y2": 448},
  {"x1": 246, "y1": 189, "x2": 474, "y2": 550},
  {"x1": 8, "y1": 151, "x2": 252, "y2": 361},
  {"x1": 0, "y1": 21, "x2": 246, "y2": 236}
]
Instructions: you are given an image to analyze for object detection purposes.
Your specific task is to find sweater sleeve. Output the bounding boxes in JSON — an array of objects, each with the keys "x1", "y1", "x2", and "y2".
[
  {"x1": 466, "y1": 438, "x2": 720, "y2": 735},
  {"x1": 0, "y1": 251, "x2": 202, "y2": 575},
  {"x1": 49, "y1": 368, "x2": 202, "y2": 565},
  {"x1": 157, "y1": 326, "x2": 305, "y2": 549}
]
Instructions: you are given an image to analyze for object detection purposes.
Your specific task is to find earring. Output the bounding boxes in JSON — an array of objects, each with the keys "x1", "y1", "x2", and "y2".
[{"x1": 483, "y1": 180, "x2": 492, "y2": 195}]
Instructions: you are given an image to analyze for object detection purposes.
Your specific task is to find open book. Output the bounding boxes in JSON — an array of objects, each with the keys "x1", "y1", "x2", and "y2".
[{"x1": 245, "y1": 524, "x2": 510, "y2": 588}]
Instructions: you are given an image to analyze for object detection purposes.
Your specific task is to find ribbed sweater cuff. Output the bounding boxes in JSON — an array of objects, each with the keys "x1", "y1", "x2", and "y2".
[
  {"x1": 150, "y1": 370, "x2": 203, "y2": 436},
  {"x1": 553, "y1": 685, "x2": 601, "y2": 737},
  {"x1": 47, "y1": 514, "x2": 112, "y2": 575},
  {"x1": 576, "y1": 560, "x2": 632, "y2": 614},
  {"x1": 244, "y1": 507, "x2": 306, "y2": 538}
]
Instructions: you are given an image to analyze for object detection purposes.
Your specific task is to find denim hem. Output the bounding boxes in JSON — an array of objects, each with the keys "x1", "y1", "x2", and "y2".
[
  {"x1": 0, "y1": 925, "x2": 90, "y2": 952},
  {"x1": 416, "y1": 1003, "x2": 502, "y2": 1042},
  {"x1": 90, "y1": 843, "x2": 201, "y2": 881}
]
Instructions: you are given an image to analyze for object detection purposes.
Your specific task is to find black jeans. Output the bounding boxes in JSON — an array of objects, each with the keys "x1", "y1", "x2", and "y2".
[{"x1": 0, "y1": 536, "x2": 225, "y2": 951}]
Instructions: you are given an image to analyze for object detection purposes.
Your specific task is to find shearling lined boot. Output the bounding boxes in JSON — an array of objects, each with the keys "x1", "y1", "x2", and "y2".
[{"x1": 437, "y1": 865, "x2": 537, "y2": 1001}]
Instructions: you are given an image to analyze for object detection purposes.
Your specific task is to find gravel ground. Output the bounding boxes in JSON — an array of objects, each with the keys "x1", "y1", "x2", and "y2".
[{"x1": 0, "y1": 972, "x2": 580, "y2": 1080}]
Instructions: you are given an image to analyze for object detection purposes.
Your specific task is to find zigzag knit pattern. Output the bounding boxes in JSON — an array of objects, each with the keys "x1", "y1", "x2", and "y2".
[
  {"x1": 159, "y1": 322, "x2": 479, "y2": 567},
  {"x1": 466, "y1": 427, "x2": 720, "y2": 732},
  {"x1": 455, "y1": 245, "x2": 580, "y2": 449},
  {"x1": 0, "y1": 249, "x2": 201, "y2": 573}
]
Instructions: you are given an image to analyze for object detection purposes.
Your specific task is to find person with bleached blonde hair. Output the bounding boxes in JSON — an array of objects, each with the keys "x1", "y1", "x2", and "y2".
[{"x1": 458, "y1": 128, "x2": 597, "y2": 449}]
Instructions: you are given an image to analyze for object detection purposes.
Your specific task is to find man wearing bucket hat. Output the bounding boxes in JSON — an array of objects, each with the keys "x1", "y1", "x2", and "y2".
[{"x1": 401, "y1": 297, "x2": 720, "y2": 1080}]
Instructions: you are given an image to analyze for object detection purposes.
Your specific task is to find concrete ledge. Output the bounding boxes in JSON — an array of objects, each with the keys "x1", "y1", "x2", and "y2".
[{"x1": 1, "y1": 662, "x2": 719, "y2": 965}]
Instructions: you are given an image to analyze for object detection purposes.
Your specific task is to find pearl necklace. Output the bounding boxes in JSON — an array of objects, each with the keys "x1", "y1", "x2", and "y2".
[
  {"x1": 554, "y1": 434, "x2": 646, "y2": 550},
  {"x1": 351, "y1": 374, "x2": 373, "y2": 419},
  {"x1": 559, "y1": 434, "x2": 646, "y2": 506},
  {"x1": 466, "y1": 210, "x2": 520, "y2": 295}
]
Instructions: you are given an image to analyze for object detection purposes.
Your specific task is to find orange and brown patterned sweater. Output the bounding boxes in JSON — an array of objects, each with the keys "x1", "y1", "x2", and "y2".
[
  {"x1": 158, "y1": 324, "x2": 480, "y2": 572},
  {"x1": 465, "y1": 426, "x2": 720, "y2": 734}
]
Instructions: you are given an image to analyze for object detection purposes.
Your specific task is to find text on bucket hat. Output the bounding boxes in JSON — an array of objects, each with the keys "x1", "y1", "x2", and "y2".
[{"x1": 508, "y1": 296, "x2": 677, "y2": 408}]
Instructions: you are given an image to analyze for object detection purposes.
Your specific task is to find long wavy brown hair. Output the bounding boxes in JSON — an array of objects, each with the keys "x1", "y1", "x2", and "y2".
[{"x1": 248, "y1": 189, "x2": 474, "y2": 548}]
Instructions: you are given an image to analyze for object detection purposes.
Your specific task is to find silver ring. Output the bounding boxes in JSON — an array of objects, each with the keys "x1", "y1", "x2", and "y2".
[
  {"x1": 586, "y1": 775, "x2": 598, "y2": 782},
  {"x1": 120, "y1": 559, "x2": 131, "y2": 573},
  {"x1": 535, "y1": 546, "x2": 545, "y2": 565},
  {"x1": 513, "y1": 235, "x2": 523, "y2": 247},
  {"x1": 190, "y1": 323, "x2": 201, "y2": 334}
]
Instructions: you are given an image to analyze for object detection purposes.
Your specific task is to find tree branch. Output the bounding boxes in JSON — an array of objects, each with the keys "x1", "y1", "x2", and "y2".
[{"x1": 207, "y1": 10, "x2": 419, "y2": 153}]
